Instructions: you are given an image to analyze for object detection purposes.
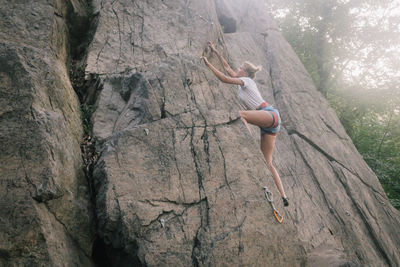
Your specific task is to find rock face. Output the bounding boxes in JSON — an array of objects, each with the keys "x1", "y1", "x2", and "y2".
[
  {"x1": 1, "y1": 0, "x2": 400, "y2": 266},
  {"x1": 86, "y1": 0, "x2": 400, "y2": 266},
  {"x1": 0, "y1": 1, "x2": 94, "y2": 266}
]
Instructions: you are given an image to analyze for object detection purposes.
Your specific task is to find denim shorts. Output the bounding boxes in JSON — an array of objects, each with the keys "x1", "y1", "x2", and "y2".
[{"x1": 259, "y1": 106, "x2": 281, "y2": 135}]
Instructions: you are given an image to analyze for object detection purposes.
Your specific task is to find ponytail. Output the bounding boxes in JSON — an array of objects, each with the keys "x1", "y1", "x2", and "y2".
[{"x1": 243, "y1": 61, "x2": 261, "y2": 79}]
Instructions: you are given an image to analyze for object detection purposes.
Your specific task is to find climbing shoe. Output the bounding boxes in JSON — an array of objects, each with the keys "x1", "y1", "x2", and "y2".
[{"x1": 282, "y1": 197, "x2": 289, "y2": 207}]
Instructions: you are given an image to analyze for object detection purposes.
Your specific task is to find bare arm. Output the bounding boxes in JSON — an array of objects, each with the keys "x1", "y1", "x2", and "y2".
[
  {"x1": 202, "y1": 57, "x2": 243, "y2": 86},
  {"x1": 208, "y1": 42, "x2": 237, "y2": 77}
]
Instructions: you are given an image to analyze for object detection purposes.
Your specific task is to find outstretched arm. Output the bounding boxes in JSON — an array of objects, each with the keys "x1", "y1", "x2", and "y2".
[
  {"x1": 208, "y1": 42, "x2": 237, "y2": 77},
  {"x1": 202, "y1": 57, "x2": 243, "y2": 86}
]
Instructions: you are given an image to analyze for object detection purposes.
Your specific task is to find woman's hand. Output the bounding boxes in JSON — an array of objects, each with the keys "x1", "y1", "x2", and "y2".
[
  {"x1": 201, "y1": 56, "x2": 243, "y2": 86},
  {"x1": 206, "y1": 41, "x2": 235, "y2": 77},
  {"x1": 201, "y1": 56, "x2": 210, "y2": 66},
  {"x1": 207, "y1": 41, "x2": 216, "y2": 52}
]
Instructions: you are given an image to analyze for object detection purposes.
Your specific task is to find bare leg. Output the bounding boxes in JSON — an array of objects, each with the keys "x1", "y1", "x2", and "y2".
[
  {"x1": 240, "y1": 116, "x2": 254, "y2": 135},
  {"x1": 261, "y1": 134, "x2": 287, "y2": 198},
  {"x1": 239, "y1": 110, "x2": 273, "y2": 128},
  {"x1": 239, "y1": 110, "x2": 287, "y2": 198}
]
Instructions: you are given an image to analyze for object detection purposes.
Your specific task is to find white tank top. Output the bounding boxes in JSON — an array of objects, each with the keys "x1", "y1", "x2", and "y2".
[{"x1": 237, "y1": 77, "x2": 265, "y2": 110}]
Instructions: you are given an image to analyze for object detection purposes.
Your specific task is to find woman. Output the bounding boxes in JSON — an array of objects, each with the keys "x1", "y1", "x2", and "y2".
[{"x1": 202, "y1": 41, "x2": 289, "y2": 207}]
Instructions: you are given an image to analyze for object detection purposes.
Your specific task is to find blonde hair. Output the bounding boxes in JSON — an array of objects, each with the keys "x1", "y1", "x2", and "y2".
[{"x1": 243, "y1": 61, "x2": 261, "y2": 79}]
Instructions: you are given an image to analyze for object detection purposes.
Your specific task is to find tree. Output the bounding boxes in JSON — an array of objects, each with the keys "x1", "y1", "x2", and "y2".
[{"x1": 268, "y1": 0, "x2": 400, "y2": 209}]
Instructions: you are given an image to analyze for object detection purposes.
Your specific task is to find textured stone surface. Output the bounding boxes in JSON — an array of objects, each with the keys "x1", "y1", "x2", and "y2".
[
  {"x1": 1, "y1": 0, "x2": 400, "y2": 266},
  {"x1": 220, "y1": 0, "x2": 400, "y2": 266},
  {"x1": 0, "y1": 1, "x2": 94, "y2": 266},
  {"x1": 86, "y1": 0, "x2": 400, "y2": 266}
]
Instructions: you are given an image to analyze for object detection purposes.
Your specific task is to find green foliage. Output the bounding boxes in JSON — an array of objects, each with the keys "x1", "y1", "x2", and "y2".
[
  {"x1": 270, "y1": 0, "x2": 400, "y2": 209},
  {"x1": 336, "y1": 101, "x2": 400, "y2": 209},
  {"x1": 80, "y1": 104, "x2": 96, "y2": 136},
  {"x1": 357, "y1": 114, "x2": 400, "y2": 209}
]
